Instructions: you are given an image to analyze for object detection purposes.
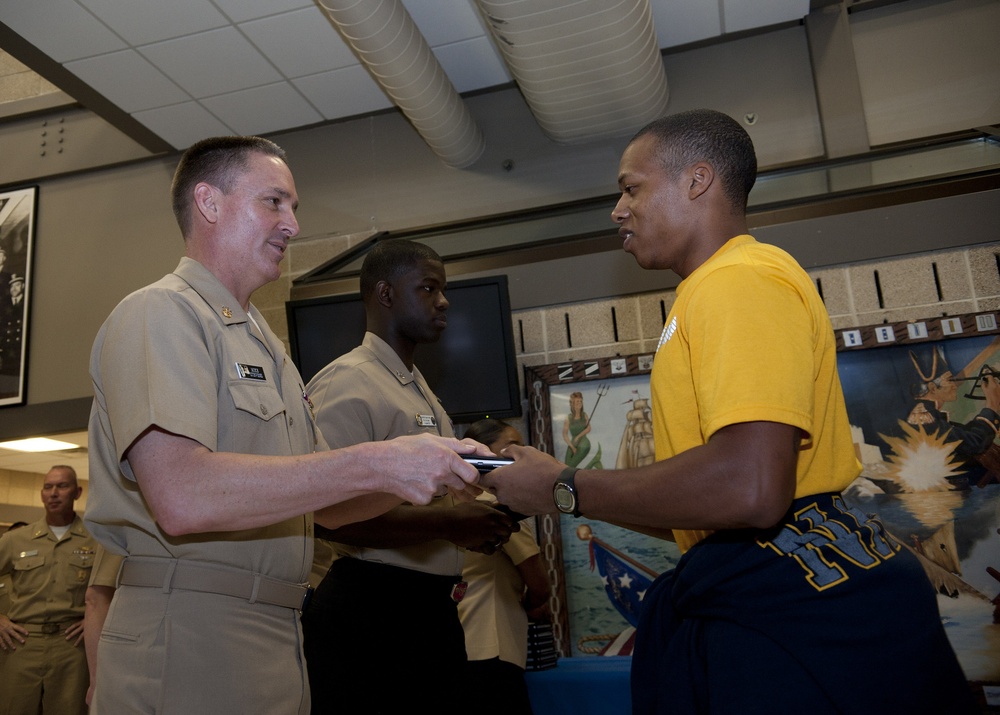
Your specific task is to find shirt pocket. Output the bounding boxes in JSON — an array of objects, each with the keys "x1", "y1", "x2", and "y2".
[
  {"x1": 67, "y1": 553, "x2": 94, "y2": 605},
  {"x1": 229, "y1": 380, "x2": 287, "y2": 422},
  {"x1": 403, "y1": 423, "x2": 441, "y2": 438},
  {"x1": 13, "y1": 554, "x2": 45, "y2": 572},
  {"x1": 12, "y1": 554, "x2": 47, "y2": 594},
  {"x1": 224, "y1": 380, "x2": 289, "y2": 453}
]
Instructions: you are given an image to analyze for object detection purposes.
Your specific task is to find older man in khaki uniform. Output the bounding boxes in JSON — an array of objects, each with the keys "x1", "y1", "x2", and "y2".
[
  {"x1": 0, "y1": 466, "x2": 94, "y2": 715},
  {"x1": 84, "y1": 136, "x2": 488, "y2": 714}
]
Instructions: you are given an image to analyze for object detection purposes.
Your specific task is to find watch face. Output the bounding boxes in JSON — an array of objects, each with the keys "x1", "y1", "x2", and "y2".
[{"x1": 553, "y1": 484, "x2": 576, "y2": 513}]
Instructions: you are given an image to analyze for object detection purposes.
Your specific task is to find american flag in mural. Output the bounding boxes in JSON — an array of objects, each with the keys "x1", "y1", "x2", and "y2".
[{"x1": 588, "y1": 536, "x2": 658, "y2": 629}]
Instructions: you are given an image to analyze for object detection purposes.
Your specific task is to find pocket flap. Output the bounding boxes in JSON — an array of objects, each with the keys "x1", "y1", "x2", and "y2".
[{"x1": 228, "y1": 380, "x2": 286, "y2": 422}]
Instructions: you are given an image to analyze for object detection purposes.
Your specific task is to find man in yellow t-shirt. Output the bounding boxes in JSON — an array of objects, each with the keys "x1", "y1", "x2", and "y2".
[{"x1": 483, "y1": 109, "x2": 976, "y2": 714}]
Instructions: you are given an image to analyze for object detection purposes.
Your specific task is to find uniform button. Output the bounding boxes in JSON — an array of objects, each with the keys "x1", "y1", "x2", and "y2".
[{"x1": 260, "y1": 404, "x2": 268, "y2": 416}]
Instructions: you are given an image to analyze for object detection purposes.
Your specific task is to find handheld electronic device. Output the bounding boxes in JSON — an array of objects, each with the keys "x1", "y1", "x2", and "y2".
[
  {"x1": 461, "y1": 456, "x2": 526, "y2": 520},
  {"x1": 462, "y1": 456, "x2": 515, "y2": 473}
]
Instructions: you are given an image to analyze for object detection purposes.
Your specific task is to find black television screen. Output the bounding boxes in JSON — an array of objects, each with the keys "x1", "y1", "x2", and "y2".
[{"x1": 286, "y1": 275, "x2": 521, "y2": 424}]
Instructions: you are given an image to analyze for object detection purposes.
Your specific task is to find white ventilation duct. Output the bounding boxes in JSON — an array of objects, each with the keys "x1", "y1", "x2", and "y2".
[
  {"x1": 315, "y1": 0, "x2": 485, "y2": 168},
  {"x1": 473, "y1": 0, "x2": 669, "y2": 143}
]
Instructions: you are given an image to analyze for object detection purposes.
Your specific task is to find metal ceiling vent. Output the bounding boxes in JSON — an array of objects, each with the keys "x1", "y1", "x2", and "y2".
[
  {"x1": 474, "y1": 0, "x2": 669, "y2": 143},
  {"x1": 316, "y1": 0, "x2": 486, "y2": 168}
]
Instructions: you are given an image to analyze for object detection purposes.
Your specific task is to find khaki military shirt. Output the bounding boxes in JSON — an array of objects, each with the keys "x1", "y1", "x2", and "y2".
[
  {"x1": 85, "y1": 258, "x2": 322, "y2": 583},
  {"x1": 306, "y1": 332, "x2": 462, "y2": 576},
  {"x1": 0, "y1": 515, "x2": 96, "y2": 623}
]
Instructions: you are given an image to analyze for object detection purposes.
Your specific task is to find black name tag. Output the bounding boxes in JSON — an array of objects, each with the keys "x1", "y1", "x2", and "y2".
[{"x1": 236, "y1": 363, "x2": 266, "y2": 381}]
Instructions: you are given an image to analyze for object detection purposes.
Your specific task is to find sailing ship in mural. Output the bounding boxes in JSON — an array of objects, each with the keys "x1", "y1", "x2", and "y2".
[{"x1": 616, "y1": 391, "x2": 655, "y2": 469}]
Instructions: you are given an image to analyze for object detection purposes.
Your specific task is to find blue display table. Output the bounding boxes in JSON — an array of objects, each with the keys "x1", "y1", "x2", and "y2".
[{"x1": 525, "y1": 656, "x2": 632, "y2": 715}]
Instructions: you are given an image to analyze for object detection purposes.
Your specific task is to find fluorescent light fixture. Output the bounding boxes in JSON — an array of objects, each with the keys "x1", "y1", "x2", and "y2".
[{"x1": 0, "y1": 437, "x2": 80, "y2": 452}]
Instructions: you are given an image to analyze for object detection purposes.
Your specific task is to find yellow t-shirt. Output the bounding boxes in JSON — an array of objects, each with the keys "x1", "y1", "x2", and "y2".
[{"x1": 650, "y1": 235, "x2": 861, "y2": 552}]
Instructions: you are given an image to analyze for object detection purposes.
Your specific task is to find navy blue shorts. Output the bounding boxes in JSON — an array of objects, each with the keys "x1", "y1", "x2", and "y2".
[{"x1": 631, "y1": 493, "x2": 978, "y2": 714}]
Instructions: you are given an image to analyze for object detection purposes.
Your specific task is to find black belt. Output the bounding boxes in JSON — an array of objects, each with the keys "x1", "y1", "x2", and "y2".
[
  {"x1": 119, "y1": 558, "x2": 312, "y2": 611},
  {"x1": 21, "y1": 621, "x2": 77, "y2": 635}
]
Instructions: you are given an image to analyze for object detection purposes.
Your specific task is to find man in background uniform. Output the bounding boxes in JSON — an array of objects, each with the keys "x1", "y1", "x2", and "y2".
[
  {"x1": 0, "y1": 466, "x2": 93, "y2": 715},
  {"x1": 301, "y1": 239, "x2": 516, "y2": 714}
]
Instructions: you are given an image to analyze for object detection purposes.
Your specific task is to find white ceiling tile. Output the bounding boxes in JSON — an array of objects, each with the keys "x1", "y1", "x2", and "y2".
[
  {"x1": 722, "y1": 0, "x2": 809, "y2": 34},
  {"x1": 0, "y1": 0, "x2": 127, "y2": 62},
  {"x1": 211, "y1": 0, "x2": 316, "y2": 24},
  {"x1": 200, "y1": 82, "x2": 323, "y2": 136},
  {"x1": 78, "y1": 0, "x2": 229, "y2": 46},
  {"x1": 434, "y1": 37, "x2": 511, "y2": 94},
  {"x1": 65, "y1": 50, "x2": 189, "y2": 112},
  {"x1": 293, "y1": 65, "x2": 393, "y2": 120},
  {"x1": 240, "y1": 7, "x2": 358, "y2": 78},
  {"x1": 650, "y1": 0, "x2": 722, "y2": 48},
  {"x1": 404, "y1": 0, "x2": 490, "y2": 46},
  {"x1": 132, "y1": 101, "x2": 233, "y2": 149},
  {"x1": 139, "y1": 27, "x2": 283, "y2": 99}
]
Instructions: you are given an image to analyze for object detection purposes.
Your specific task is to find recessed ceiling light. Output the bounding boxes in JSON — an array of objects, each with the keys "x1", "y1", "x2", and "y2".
[{"x1": 0, "y1": 437, "x2": 80, "y2": 452}]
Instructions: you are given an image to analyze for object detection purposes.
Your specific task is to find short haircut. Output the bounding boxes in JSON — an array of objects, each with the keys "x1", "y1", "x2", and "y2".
[
  {"x1": 48, "y1": 464, "x2": 78, "y2": 485},
  {"x1": 463, "y1": 418, "x2": 514, "y2": 448},
  {"x1": 359, "y1": 239, "x2": 443, "y2": 301},
  {"x1": 630, "y1": 109, "x2": 757, "y2": 213},
  {"x1": 170, "y1": 136, "x2": 287, "y2": 236}
]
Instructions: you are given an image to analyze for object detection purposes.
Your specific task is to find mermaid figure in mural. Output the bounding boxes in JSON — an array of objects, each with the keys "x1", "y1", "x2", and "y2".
[{"x1": 563, "y1": 391, "x2": 592, "y2": 467}]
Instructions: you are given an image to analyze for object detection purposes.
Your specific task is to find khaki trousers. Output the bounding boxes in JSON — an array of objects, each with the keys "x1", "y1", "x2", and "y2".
[{"x1": 0, "y1": 627, "x2": 88, "y2": 715}]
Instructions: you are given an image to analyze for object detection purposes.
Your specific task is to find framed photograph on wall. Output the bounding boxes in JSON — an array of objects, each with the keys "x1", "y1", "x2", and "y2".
[
  {"x1": 527, "y1": 311, "x2": 1000, "y2": 694},
  {"x1": 0, "y1": 186, "x2": 37, "y2": 407}
]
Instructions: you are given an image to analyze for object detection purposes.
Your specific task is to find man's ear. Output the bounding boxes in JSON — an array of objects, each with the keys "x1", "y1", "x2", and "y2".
[
  {"x1": 688, "y1": 163, "x2": 714, "y2": 200},
  {"x1": 193, "y1": 183, "x2": 219, "y2": 225},
  {"x1": 375, "y1": 279, "x2": 393, "y2": 308}
]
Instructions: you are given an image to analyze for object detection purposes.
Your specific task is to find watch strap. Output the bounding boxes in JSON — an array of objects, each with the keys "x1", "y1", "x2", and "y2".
[{"x1": 556, "y1": 466, "x2": 581, "y2": 517}]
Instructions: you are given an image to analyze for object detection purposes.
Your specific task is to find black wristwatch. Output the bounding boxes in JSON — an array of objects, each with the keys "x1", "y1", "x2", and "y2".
[{"x1": 552, "y1": 467, "x2": 582, "y2": 518}]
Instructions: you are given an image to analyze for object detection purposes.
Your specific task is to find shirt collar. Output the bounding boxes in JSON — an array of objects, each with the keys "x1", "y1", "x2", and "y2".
[
  {"x1": 362, "y1": 332, "x2": 426, "y2": 387},
  {"x1": 173, "y1": 257, "x2": 251, "y2": 327}
]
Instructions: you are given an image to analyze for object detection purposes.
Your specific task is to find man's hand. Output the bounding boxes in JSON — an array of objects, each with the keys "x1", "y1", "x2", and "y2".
[
  {"x1": 0, "y1": 614, "x2": 28, "y2": 651},
  {"x1": 368, "y1": 434, "x2": 494, "y2": 505},
  {"x1": 446, "y1": 501, "x2": 518, "y2": 553},
  {"x1": 479, "y1": 444, "x2": 566, "y2": 516},
  {"x1": 64, "y1": 618, "x2": 85, "y2": 647}
]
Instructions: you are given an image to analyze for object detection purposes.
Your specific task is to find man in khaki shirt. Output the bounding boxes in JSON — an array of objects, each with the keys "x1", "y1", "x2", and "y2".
[
  {"x1": 301, "y1": 239, "x2": 517, "y2": 713},
  {"x1": 0, "y1": 466, "x2": 94, "y2": 715},
  {"x1": 85, "y1": 136, "x2": 489, "y2": 714}
]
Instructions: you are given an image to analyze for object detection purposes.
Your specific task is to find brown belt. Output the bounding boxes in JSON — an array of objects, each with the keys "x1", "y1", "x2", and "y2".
[
  {"x1": 118, "y1": 558, "x2": 311, "y2": 611},
  {"x1": 21, "y1": 621, "x2": 78, "y2": 635}
]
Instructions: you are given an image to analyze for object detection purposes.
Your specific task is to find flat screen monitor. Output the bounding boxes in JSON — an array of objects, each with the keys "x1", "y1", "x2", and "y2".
[{"x1": 286, "y1": 275, "x2": 521, "y2": 424}]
